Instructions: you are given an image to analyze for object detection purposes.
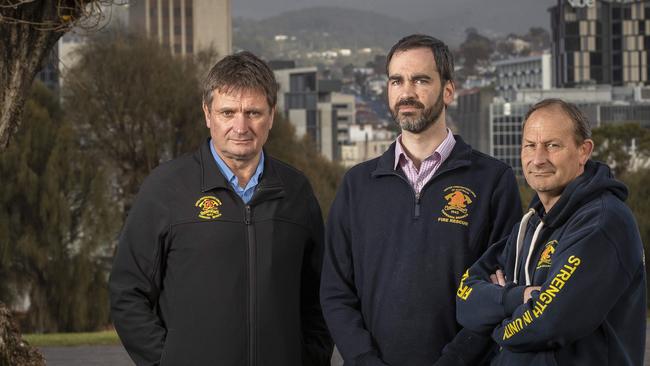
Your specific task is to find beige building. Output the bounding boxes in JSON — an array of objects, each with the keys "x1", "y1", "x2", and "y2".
[
  {"x1": 129, "y1": 0, "x2": 232, "y2": 58},
  {"x1": 340, "y1": 124, "x2": 396, "y2": 168}
]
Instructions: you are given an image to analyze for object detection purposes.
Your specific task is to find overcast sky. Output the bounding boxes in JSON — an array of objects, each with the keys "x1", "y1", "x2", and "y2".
[{"x1": 232, "y1": 0, "x2": 558, "y2": 35}]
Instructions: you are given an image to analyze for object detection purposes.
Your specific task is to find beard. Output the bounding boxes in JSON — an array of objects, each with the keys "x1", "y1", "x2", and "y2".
[{"x1": 390, "y1": 90, "x2": 445, "y2": 134}]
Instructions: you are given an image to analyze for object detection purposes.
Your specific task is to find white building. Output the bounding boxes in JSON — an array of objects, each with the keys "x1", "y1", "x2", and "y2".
[
  {"x1": 494, "y1": 52, "x2": 552, "y2": 101},
  {"x1": 339, "y1": 124, "x2": 396, "y2": 168},
  {"x1": 274, "y1": 66, "x2": 357, "y2": 161}
]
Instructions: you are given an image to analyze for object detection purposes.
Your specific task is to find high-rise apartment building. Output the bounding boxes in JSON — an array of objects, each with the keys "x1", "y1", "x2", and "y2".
[
  {"x1": 550, "y1": 0, "x2": 649, "y2": 87},
  {"x1": 129, "y1": 0, "x2": 231, "y2": 58},
  {"x1": 494, "y1": 53, "x2": 553, "y2": 101}
]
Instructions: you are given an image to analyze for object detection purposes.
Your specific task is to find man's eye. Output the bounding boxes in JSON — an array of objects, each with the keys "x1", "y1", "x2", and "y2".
[
  {"x1": 248, "y1": 111, "x2": 261, "y2": 117},
  {"x1": 414, "y1": 79, "x2": 428, "y2": 85},
  {"x1": 221, "y1": 111, "x2": 234, "y2": 117},
  {"x1": 389, "y1": 79, "x2": 401, "y2": 86}
]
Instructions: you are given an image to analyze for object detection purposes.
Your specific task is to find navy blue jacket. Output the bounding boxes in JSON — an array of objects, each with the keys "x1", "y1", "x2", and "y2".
[
  {"x1": 457, "y1": 161, "x2": 646, "y2": 365},
  {"x1": 321, "y1": 136, "x2": 522, "y2": 366}
]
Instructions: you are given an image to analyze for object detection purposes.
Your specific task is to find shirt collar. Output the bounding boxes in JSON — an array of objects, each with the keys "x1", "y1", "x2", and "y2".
[
  {"x1": 393, "y1": 129, "x2": 456, "y2": 170},
  {"x1": 209, "y1": 139, "x2": 265, "y2": 189}
]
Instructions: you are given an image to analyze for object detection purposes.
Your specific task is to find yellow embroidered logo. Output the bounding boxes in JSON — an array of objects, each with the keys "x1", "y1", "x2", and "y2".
[
  {"x1": 456, "y1": 270, "x2": 473, "y2": 301},
  {"x1": 536, "y1": 240, "x2": 558, "y2": 269},
  {"x1": 195, "y1": 196, "x2": 222, "y2": 219},
  {"x1": 437, "y1": 186, "x2": 476, "y2": 227}
]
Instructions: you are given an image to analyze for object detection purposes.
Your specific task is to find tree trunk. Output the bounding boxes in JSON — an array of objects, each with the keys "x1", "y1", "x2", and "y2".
[
  {"x1": 0, "y1": 302, "x2": 44, "y2": 366},
  {"x1": 0, "y1": 2, "x2": 69, "y2": 150},
  {"x1": 1, "y1": 2, "x2": 88, "y2": 363}
]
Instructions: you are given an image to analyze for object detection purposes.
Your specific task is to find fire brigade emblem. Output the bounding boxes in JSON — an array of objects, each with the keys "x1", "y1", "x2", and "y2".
[
  {"x1": 536, "y1": 240, "x2": 558, "y2": 269},
  {"x1": 195, "y1": 196, "x2": 222, "y2": 219},
  {"x1": 441, "y1": 186, "x2": 476, "y2": 220},
  {"x1": 438, "y1": 186, "x2": 476, "y2": 226}
]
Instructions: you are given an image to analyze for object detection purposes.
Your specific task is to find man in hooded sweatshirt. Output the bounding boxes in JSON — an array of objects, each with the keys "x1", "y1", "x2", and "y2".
[{"x1": 456, "y1": 98, "x2": 646, "y2": 365}]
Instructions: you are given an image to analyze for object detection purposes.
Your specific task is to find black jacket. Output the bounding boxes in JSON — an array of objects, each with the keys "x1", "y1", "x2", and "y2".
[
  {"x1": 109, "y1": 141, "x2": 333, "y2": 366},
  {"x1": 457, "y1": 161, "x2": 646, "y2": 365},
  {"x1": 321, "y1": 136, "x2": 522, "y2": 366}
]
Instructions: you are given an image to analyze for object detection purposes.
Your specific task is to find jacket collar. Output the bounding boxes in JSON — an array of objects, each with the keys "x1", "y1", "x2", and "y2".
[
  {"x1": 199, "y1": 140, "x2": 285, "y2": 202},
  {"x1": 372, "y1": 134, "x2": 473, "y2": 178}
]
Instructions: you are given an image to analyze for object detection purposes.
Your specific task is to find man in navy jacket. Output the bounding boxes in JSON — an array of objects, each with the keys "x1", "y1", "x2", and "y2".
[
  {"x1": 456, "y1": 99, "x2": 646, "y2": 365},
  {"x1": 321, "y1": 34, "x2": 522, "y2": 366}
]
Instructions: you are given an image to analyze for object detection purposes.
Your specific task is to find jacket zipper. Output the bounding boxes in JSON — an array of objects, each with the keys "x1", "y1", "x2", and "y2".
[
  {"x1": 387, "y1": 172, "x2": 422, "y2": 218},
  {"x1": 245, "y1": 205, "x2": 256, "y2": 366}
]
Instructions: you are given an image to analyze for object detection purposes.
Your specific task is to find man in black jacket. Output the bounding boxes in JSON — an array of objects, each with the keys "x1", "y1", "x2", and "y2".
[{"x1": 109, "y1": 51, "x2": 333, "y2": 366}]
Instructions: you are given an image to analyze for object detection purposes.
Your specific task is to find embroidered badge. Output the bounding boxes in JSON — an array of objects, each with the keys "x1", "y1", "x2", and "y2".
[
  {"x1": 437, "y1": 186, "x2": 476, "y2": 227},
  {"x1": 195, "y1": 196, "x2": 222, "y2": 219},
  {"x1": 536, "y1": 240, "x2": 558, "y2": 269}
]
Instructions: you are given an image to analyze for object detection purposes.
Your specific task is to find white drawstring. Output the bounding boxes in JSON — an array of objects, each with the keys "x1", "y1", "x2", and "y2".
[
  {"x1": 513, "y1": 209, "x2": 535, "y2": 285},
  {"x1": 524, "y1": 221, "x2": 545, "y2": 286}
]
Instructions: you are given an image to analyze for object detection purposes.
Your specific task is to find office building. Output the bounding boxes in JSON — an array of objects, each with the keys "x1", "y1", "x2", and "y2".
[
  {"x1": 494, "y1": 53, "x2": 552, "y2": 101},
  {"x1": 490, "y1": 85, "x2": 650, "y2": 177},
  {"x1": 129, "y1": 0, "x2": 231, "y2": 57},
  {"x1": 273, "y1": 65, "x2": 357, "y2": 161},
  {"x1": 550, "y1": 0, "x2": 649, "y2": 87}
]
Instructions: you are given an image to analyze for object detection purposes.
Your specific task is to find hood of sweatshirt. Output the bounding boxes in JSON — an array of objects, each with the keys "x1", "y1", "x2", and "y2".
[{"x1": 528, "y1": 160, "x2": 628, "y2": 229}]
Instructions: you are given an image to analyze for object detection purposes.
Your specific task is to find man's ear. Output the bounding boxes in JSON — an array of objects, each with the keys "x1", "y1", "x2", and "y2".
[
  {"x1": 269, "y1": 107, "x2": 275, "y2": 130},
  {"x1": 202, "y1": 103, "x2": 211, "y2": 128},
  {"x1": 579, "y1": 139, "x2": 594, "y2": 165},
  {"x1": 443, "y1": 80, "x2": 455, "y2": 106}
]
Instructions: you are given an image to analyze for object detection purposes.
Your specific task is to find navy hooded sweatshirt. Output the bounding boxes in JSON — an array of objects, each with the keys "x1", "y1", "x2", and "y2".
[
  {"x1": 321, "y1": 136, "x2": 522, "y2": 366},
  {"x1": 456, "y1": 160, "x2": 646, "y2": 366}
]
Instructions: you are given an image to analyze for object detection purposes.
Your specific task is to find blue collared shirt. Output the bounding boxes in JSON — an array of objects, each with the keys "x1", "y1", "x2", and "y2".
[{"x1": 209, "y1": 140, "x2": 264, "y2": 204}]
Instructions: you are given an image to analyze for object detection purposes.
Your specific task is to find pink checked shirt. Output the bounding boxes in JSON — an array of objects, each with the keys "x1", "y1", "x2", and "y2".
[{"x1": 394, "y1": 129, "x2": 456, "y2": 196}]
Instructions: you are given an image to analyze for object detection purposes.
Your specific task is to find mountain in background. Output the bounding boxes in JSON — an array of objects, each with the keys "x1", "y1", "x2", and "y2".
[
  {"x1": 233, "y1": 6, "x2": 550, "y2": 63},
  {"x1": 233, "y1": 0, "x2": 557, "y2": 46}
]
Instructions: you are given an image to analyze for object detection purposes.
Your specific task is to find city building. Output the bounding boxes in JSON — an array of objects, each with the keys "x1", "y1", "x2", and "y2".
[
  {"x1": 550, "y1": 0, "x2": 649, "y2": 87},
  {"x1": 453, "y1": 87, "x2": 496, "y2": 155},
  {"x1": 273, "y1": 64, "x2": 356, "y2": 161},
  {"x1": 339, "y1": 124, "x2": 396, "y2": 168},
  {"x1": 490, "y1": 85, "x2": 650, "y2": 177},
  {"x1": 494, "y1": 52, "x2": 553, "y2": 101},
  {"x1": 129, "y1": 0, "x2": 231, "y2": 58}
]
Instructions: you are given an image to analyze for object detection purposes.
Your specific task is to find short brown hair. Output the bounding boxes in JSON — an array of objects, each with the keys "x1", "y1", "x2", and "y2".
[
  {"x1": 386, "y1": 34, "x2": 454, "y2": 85},
  {"x1": 523, "y1": 98, "x2": 592, "y2": 145},
  {"x1": 202, "y1": 51, "x2": 278, "y2": 109}
]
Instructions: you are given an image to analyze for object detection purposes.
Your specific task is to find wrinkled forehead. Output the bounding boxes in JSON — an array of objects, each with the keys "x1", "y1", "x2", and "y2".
[
  {"x1": 523, "y1": 106, "x2": 576, "y2": 137},
  {"x1": 210, "y1": 86, "x2": 271, "y2": 108}
]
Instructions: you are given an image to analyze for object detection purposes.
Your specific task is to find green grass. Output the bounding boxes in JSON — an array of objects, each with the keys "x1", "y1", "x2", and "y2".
[{"x1": 22, "y1": 330, "x2": 120, "y2": 347}]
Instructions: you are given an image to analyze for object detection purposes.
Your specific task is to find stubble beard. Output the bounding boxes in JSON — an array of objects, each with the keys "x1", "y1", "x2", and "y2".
[{"x1": 391, "y1": 90, "x2": 445, "y2": 134}]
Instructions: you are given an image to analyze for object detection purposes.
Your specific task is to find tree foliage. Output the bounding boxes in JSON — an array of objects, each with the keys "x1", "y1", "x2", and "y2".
[
  {"x1": 457, "y1": 28, "x2": 494, "y2": 72},
  {"x1": 64, "y1": 31, "x2": 206, "y2": 213},
  {"x1": 265, "y1": 114, "x2": 345, "y2": 218},
  {"x1": 0, "y1": 81, "x2": 117, "y2": 332},
  {"x1": 591, "y1": 122, "x2": 650, "y2": 177}
]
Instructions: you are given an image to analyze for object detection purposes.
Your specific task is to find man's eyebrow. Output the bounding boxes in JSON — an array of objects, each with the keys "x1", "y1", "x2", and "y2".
[
  {"x1": 388, "y1": 74, "x2": 402, "y2": 80},
  {"x1": 410, "y1": 74, "x2": 432, "y2": 80}
]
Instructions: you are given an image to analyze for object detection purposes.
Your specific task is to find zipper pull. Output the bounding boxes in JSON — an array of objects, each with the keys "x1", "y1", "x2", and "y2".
[
  {"x1": 414, "y1": 192, "x2": 421, "y2": 218},
  {"x1": 245, "y1": 205, "x2": 252, "y2": 225}
]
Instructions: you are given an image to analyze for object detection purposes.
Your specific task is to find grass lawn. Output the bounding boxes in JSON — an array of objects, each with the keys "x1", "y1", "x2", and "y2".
[{"x1": 23, "y1": 329, "x2": 121, "y2": 347}]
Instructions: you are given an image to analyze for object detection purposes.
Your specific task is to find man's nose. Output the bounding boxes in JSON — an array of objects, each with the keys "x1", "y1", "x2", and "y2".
[
  {"x1": 532, "y1": 145, "x2": 548, "y2": 165},
  {"x1": 400, "y1": 82, "x2": 417, "y2": 99},
  {"x1": 231, "y1": 114, "x2": 248, "y2": 134}
]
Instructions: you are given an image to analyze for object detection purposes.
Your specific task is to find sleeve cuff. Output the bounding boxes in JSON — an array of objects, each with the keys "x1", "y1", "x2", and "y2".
[{"x1": 502, "y1": 285, "x2": 526, "y2": 315}]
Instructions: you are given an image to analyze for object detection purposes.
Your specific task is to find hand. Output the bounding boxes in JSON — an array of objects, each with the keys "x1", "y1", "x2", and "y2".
[
  {"x1": 489, "y1": 269, "x2": 506, "y2": 287},
  {"x1": 523, "y1": 286, "x2": 542, "y2": 303}
]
